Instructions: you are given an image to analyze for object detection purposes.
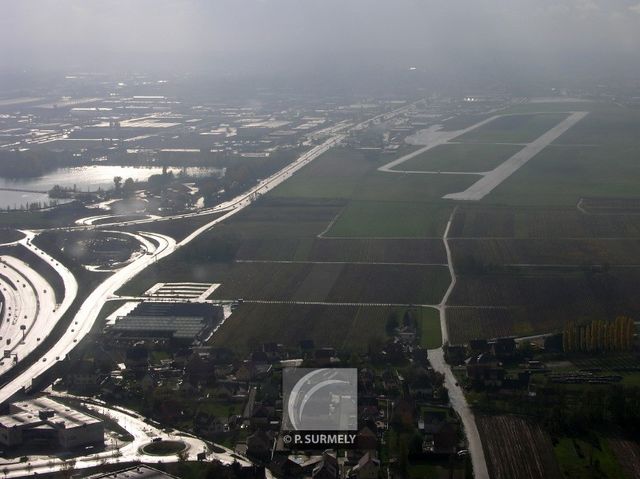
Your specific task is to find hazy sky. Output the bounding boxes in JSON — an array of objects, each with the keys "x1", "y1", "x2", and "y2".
[{"x1": 2, "y1": 0, "x2": 640, "y2": 76}]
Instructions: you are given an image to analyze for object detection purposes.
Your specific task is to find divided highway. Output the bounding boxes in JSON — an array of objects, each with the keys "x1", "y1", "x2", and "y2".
[{"x1": 0, "y1": 233, "x2": 77, "y2": 379}]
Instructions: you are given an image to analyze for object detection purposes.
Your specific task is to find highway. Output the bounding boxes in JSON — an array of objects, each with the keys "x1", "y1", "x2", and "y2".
[
  {"x1": 0, "y1": 235, "x2": 77, "y2": 378},
  {"x1": 0, "y1": 258, "x2": 39, "y2": 368},
  {"x1": 0, "y1": 232, "x2": 174, "y2": 404}
]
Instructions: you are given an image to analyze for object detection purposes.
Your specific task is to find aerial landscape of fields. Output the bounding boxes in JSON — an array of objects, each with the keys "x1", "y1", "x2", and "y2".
[{"x1": 2, "y1": 2, "x2": 640, "y2": 477}]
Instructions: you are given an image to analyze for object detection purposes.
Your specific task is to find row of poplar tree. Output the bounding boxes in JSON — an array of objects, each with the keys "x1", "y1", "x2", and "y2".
[{"x1": 562, "y1": 316, "x2": 635, "y2": 353}]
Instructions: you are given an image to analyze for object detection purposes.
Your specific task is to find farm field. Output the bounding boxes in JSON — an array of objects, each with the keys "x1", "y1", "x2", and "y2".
[
  {"x1": 271, "y1": 148, "x2": 383, "y2": 200},
  {"x1": 457, "y1": 113, "x2": 568, "y2": 144},
  {"x1": 609, "y1": 437, "x2": 640, "y2": 479},
  {"x1": 451, "y1": 238, "x2": 640, "y2": 267},
  {"x1": 122, "y1": 258, "x2": 449, "y2": 305},
  {"x1": 208, "y1": 198, "x2": 345, "y2": 239},
  {"x1": 446, "y1": 307, "x2": 530, "y2": 345},
  {"x1": 209, "y1": 303, "x2": 402, "y2": 352},
  {"x1": 327, "y1": 201, "x2": 452, "y2": 238},
  {"x1": 394, "y1": 143, "x2": 522, "y2": 172},
  {"x1": 450, "y1": 205, "x2": 640, "y2": 239},
  {"x1": 208, "y1": 262, "x2": 449, "y2": 304},
  {"x1": 236, "y1": 237, "x2": 447, "y2": 263},
  {"x1": 446, "y1": 268, "x2": 640, "y2": 343},
  {"x1": 580, "y1": 197, "x2": 640, "y2": 214},
  {"x1": 476, "y1": 415, "x2": 562, "y2": 479}
]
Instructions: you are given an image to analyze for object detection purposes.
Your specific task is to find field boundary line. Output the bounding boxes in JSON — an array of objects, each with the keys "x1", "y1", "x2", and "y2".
[
  {"x1": 239, "y1": 300, "x2": 438, "y2": 307},
  {"x1": 235, "y1": 259, "x2": 449, "y2": 266}
]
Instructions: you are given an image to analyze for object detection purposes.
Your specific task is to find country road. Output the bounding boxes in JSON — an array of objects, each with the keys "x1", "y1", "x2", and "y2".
[{"x1": 428, "y1": 207, "x2": 490, "y2": 479}]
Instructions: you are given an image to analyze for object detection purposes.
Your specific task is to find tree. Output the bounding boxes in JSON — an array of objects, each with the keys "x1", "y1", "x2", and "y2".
[
  {"x1": 113, "y1": 176, "x2": 122, "y2": 191},
  {"x1": 122, "y1": 177, "x2": 135, "y2": 198}
]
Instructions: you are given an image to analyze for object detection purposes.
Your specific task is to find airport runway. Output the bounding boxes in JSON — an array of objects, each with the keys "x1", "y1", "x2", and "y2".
[{"x1": 444, "y1": 111, "x2": 589, "y2": 200}]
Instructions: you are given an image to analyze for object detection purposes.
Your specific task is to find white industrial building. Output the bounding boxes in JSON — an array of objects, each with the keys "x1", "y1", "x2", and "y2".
[{"x1": 0, "y1": 396, "x2": 104, "y2": 449}]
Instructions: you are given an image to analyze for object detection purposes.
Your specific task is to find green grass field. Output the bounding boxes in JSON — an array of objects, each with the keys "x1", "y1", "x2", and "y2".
[
  {"x1": 327, "y1": 201, "x2": 452, "y2": 238},
  {"x1": 487, "y1": 144, "x2": 640, "y2": 206},
  {"x1": 418, "y1": 307, "x2": 442, "y2": 348},
  {"x1": 554, "y1": 436, "x2": 624, "y2": 479},
  {"x1": 478, "y1": 104, "x2": 640, "y2": 206},
  {"x1": 272, "y1": 148, "x2": 379, "y2": 200},
  {"x1": 396, "y1": 143, "x2": 522, "y2": 172},
  {"x1": 458, "y1": 113, "x2": 568, "y2": 144}
]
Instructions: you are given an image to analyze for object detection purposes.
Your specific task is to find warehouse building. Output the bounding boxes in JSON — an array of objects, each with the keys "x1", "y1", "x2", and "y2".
[
  {"x1": 0, "y1": 396, "x2": 104, "y2": 449},
  {"x1": 109, "y1": 301, "x2": 223, "y2": 344}
]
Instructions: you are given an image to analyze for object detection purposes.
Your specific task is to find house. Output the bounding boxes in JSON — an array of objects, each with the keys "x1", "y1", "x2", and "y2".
[
  {"x1": 468, "y1": 339, "x2": 490, "y2": 355},
  {"x1": 491, "y1": 338, "x2": 516, "y2": 359},
  {"x1": 349, "y1": 452, "x2": 380, "y2": 479},
  {"x1": 194, "y1": 413, "x2": 225, "y2": 436},
  {"x1": 420, "y1": 410, "x2": 458, "y2": 455},
  {"x1": 236, "y1": 361, "x2": 273, "y2": 382},
  {"x1": 422, "y1": 421, "x2": 458, "y2": 455},
  {"x1": 394, "y1": 325, "x2": 416, "y2": 344},
  {"x1": 466, "y1": 354, "x2": 505, "y2": 388},
  {"x1": 411, "y1": 373, "x2": 434, "y2": 400},
  {"x1": 444, "y1": 344, "x2": 466, "y2": 365},
  {"x1": 466, "y1": 354, "x2": 497, "y2": 379}
]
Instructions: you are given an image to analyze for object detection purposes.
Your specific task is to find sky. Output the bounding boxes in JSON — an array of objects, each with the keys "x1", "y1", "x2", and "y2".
[{"x1": 2, "y1": 0, "x2": 640, "y2": 79}]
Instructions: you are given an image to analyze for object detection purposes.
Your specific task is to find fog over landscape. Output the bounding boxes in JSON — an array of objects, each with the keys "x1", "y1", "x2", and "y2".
[{"x1": 3, "y1": 0, "x2": 640, "y2": 78}]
